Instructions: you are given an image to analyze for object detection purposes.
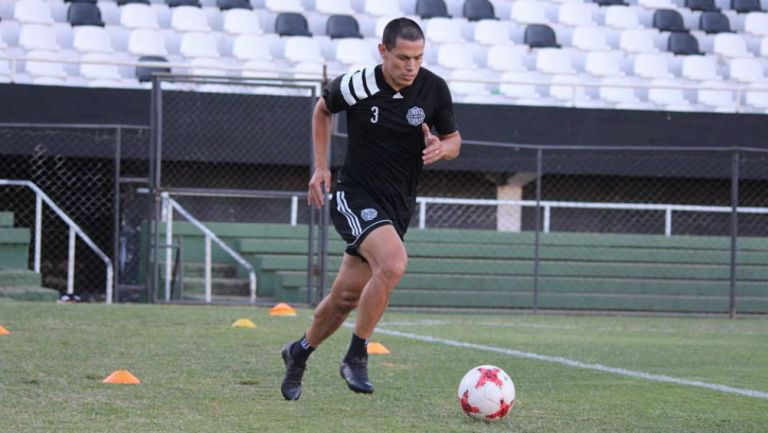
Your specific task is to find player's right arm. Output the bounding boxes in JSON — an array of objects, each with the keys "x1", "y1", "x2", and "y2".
[{"x1": 308, "y1": 97, "x2": 332, "y2": 209}]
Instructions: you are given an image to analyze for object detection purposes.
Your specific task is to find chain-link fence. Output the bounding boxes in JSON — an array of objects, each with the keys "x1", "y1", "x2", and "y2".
[{"x1": 0, "y1": 124, "x2": 149, "y2": 301}]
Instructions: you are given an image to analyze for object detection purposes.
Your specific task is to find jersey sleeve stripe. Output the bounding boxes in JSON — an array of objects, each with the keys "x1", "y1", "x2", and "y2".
[
  {"x1": 351, "y1": 69, "x2": 368, "y2": 101},
  {"x1": 339, "y1": 73, "x2": 357, "y2": 106},
  {"x1": 364, "y1": 67, "x2": 379, "y2": 95}
]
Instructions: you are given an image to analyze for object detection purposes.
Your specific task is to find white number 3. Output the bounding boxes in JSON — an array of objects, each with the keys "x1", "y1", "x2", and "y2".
[{"x1": 370, "y1": 106, "x2": 379, "y2": 123}]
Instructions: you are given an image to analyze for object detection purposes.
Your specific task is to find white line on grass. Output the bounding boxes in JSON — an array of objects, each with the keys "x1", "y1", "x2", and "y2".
[{"x1": 372, "y1": 327, "x2": 768, "y2": 400}]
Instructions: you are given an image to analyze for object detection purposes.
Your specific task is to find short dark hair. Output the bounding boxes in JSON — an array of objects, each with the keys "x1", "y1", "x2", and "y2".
[{"x1": 382, "y1": 17, "x2": 424, "y2": 50}]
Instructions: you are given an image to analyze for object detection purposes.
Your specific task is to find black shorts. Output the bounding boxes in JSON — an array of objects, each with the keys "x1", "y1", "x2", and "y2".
[{"x1": 330, "y1": 188, "x2": 410, "y2": 259}]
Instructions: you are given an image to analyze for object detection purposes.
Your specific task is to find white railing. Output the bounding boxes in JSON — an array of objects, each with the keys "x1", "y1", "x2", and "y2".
[
  {"x1": 160, "y1": 192, "x2": 257, "y2": 304},
  {"x1": 0, "y1": 179, "x2": 114, "y2": 303},
  {"x1": 415, "y1": 196, "x2": 768, "y2": 236}
]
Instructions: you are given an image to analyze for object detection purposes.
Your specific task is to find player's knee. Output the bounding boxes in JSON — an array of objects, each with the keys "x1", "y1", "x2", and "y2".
[
  {"x1": 376, "y1": 256, "x2": 407, "y2": 283},
  {"x1": 332, "y1": 290, "x2": 360, "y2": 313}
]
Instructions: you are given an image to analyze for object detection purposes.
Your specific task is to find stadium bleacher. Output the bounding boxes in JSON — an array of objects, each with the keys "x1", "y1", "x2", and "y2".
[{"x1": 0, "y1": 0, "x2": 766, "y2": 111}]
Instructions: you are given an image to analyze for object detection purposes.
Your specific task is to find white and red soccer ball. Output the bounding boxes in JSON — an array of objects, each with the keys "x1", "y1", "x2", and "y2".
[{"x1": 457, "y1": 365, "x2": 516, "y2": 421}]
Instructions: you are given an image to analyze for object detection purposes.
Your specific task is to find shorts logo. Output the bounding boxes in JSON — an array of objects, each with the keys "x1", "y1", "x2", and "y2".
[
  {"x1": 360, "y1": 208, "x2": 378, "y2": 221},
  {"x1": 406, "y1": 106, "x2": 426, "y2": 126}
]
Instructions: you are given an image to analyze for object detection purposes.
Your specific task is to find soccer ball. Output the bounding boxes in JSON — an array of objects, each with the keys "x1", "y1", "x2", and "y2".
[{"x1": 457, "y1": 365, "x2": 515, "y2": 421}]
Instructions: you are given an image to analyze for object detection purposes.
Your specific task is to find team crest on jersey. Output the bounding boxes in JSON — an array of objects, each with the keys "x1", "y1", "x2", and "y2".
[
  {"x1": 360, "y1": 208, "x2": 378, "y2": 221},
  {"x1": 406, "y1": 106, "x2": 426, "y2": 126}
]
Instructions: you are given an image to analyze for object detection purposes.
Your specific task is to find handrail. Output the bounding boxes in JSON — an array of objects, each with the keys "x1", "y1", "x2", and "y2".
[
  {"x1": 0, "y1": 179, "x2": 113, "y2": 303},
  {"x1": 160, "y1": 192, "x2": 257, "y2": 304},
  {"x1": 415, "y1": 196, "x2": 768, "y2": 236}
]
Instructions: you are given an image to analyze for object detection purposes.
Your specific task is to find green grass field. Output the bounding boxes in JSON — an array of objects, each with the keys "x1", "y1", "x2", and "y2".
[{"x1": 1, "y1": 303, "x2": 767, "y2": 433}]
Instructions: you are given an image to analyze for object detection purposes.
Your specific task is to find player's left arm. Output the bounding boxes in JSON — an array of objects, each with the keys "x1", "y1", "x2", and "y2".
[{"x1": 422, "y1": 126, "x2": 461, "y2": 165}]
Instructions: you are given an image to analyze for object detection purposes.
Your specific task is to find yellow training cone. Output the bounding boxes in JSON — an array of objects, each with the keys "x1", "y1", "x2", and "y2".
[
  {"x1": 0, "y1": 326, "x2": 10, "y2": 335},
  {"x1": 231, "y1": 318, "x2": 257, "y2": 328},
  {"x1": 269, "y1": 302, "x2": 297, "y2": 316},
  {"x1": 367, "y1": 342, "x2": 391, "y2": 354},
  {"x1": 102, "y1": 370, "x2": 141, "y2": 385}
]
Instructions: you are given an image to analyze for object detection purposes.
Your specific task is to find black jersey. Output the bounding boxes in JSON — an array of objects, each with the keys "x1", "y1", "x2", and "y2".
[{"x1": 323, "y1": 65, "x2": 457, "y2": 218}]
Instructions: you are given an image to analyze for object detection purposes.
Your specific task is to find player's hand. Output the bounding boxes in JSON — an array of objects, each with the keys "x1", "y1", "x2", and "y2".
[
  {"x1": 308, "y1": 168, "x2": 331, "y2": 208},
  {"x1": 422, "y1": 123, "x2": 443, "y2": 165}
]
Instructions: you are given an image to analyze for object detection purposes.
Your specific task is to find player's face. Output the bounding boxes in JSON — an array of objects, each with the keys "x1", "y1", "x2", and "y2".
[{"x1": 379, "y1": 38, "x2": 425, "y2": 90}]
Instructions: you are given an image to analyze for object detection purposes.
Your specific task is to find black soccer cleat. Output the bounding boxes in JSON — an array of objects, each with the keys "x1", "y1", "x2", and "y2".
[
  {"x1": 340, "y1": 356, "x2": 374, "y2": 394},
  {"x1": 281, "y1": 342, "x2": 307, "y2": 401}
]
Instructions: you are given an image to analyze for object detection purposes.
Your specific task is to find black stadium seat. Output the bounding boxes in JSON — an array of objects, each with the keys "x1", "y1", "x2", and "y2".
[
  {"x1": 217, "y1": 0, "x2": 251, "y2": 10},
  {"x1": 416, "y1": 0, "x2": 451, "y2": 19},
  {"x1": 275, "y1": 13, "x2": 312, "y2": 37},
  {"x1": 326, "y1": 15, "x2": 363, "y2": 39},
  {"x1": 668, "y1": 32, "x2": 702, "y2": 55},
  {"x1": 700, "y1": 11, "x2": 731, "y2": 33},
  {"x1": 731, "y1": 0, "x2": 763, "y2": 13},
  {"x1": 524, "y1": 24, "x2": 560, "y2": 48},
  {"x1": 653, "y1": 9, "x2": 687, "y2": 32},
  {"x1": 67, "y1": 3, "x2": 104, "y2": 27},
  {"x1": 166, "y1": 0, "x2": 202, "y2": 7},
  {"x1": 136, "y1": 56, "x2": 171, "y2": 82},
  {"x1": 117, "y1": 0, "x2": 150, "y2": 5},
  {"x1": 685, "y1": 0, "x2": 719, "y2": 12},
  {"x1": 593, "y1": 0, "x2": 628, "y2": 5},
  {"x1": 463, "y1": 0, "x2": 497, "y2": 21}
]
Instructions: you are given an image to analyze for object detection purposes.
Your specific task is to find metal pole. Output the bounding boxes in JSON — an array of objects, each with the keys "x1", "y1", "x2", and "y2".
[
  {"x1": 113, "y1": 127, "x2": 121, "y2": 303},
  {"x1": 164, "y1": 196, "x2": 173, "y2": 302},
  {"x1": 148, "y1": 75, "x2": 164, "y2": 303},
  {"x1": 204, "y1": 235, "x2": 212, "y2": 304},
  {"x1": 665, "y1": 208, "x2": 673, "y2": 237},
  {"x1": 419, "y1": 199, "x2": 426, "y2": 229},
  {"x1": 532, "y1": 148, "x2": 543, "y2": 313},
  {"x1": 290, "y1": 195, "x2": 298, "y2": 226},
  {"x1": 67, "y1": 227, "x2": 76, "y2": 295},
  {"x1": 34, "y1": 193, "x2": 42, "y2": 273},
  {"x1": 729, "y1": 150, "x2": 739, "y2": 319}
]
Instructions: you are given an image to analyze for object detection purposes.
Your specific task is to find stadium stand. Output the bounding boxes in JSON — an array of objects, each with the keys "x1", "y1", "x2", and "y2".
[
  {"x1": 0, "y1": 212, "x2": 56, "y2": 302},
  {"x1": 0, "y1": 0, "x2": 764, "y2": 111}
]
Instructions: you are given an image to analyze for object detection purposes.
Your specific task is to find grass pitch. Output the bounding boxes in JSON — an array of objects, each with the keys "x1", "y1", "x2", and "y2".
[{"x1": 1, "y1": 303, "x2": 767, "y2": 433}]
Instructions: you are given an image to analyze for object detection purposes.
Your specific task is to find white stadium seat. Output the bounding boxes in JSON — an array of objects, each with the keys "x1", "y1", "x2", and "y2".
[
  {"x1": 364, "y1": 0, "x2": 403, "y2": 16},
  {"x1": 189, "y1": 57, "x2": 227, "y2": 77},
  {"x1": 232, "y1": 35, "x2": 272, "y2": 60},
  {"x1": 697, "y1": 80, "x2": 737, "y2": 111},
  {"x1": 743, "y1": 12, "x2": 768, "y2": 37},
  {"x1": 14, "y1": 0, "x2": 54, "y2": 25},
  {"x1": 599, "y1": 76, "x2": 641, "y2": 104},
  {"x1": 180, "y1": 32, "x2": 220, "y2": 58},
  {"x1": 486, "y1": 44, "x2": 527, "y2": 72},
  {"x1": 728, "y1": 57, "x2": 765, "y2": 83},
  {"x1": 474, "y1": 19, "x2": 511, "y2": 45},
  {"x1": 745, "y1": 83, "x2": 768, "y2": 109},
  {"x1": 424, "y1": 18, "x2": 464, "y2": 43},
  {"x1": 571, "y1": 26, "x2": 610, "y2": 51},
  {"x1": 241, "y1": 59, "x2": 280, "y2": 78},
  {"x1": 73, "y1": 26, "x2": 114, "y2": 54},
  {"x1": 535, "y1": 48, "x2": 575, "y2": 74},
  {"x1": 283, "y1": 36, "x2": 323, "y2": 63},
  {"x1": 128, "y1": 29, "x2": 167, "y2": 56},
  {"x1": 449, "y1": 69, "x2": 491, "y2": 96},
  {"x1": 712, "y1": 33, "x2": 751, "y2": 58},
  {"x1": 25, "y1": 50, "x2": 66, "y2": 78},
  {"x1": 647, "y1": 79, "x2": 689, "y2": 107},
  {"x1": 265, "y1": 0, "x2": 304, "y2": 13},
  {"x1": 171, "y1": 6, "x2": 211, "y2": 33},
  {"x1": 637, "y1": 0, "x2": 675, "y2": 9},
  {"x1": 223, "y1": 9, "x2": 263, "y2": 35},
  {"x1": 80, "y1": 53, "x2": 121, "y2": 81},
  {"x1": 604, "y1": 6, "x2": 641, "y2": 29},
  {"x1": 499, "y1": 71, "x2": 543, "y2": 98},
  {"x1": 585, "y1": 51, "x2": 625, "y2": 77},
  {"x1": 437, "y1": 43, "x2": 476, "y2": 70},
  {"x1": 558, "y1": 3, "x2": 597, "y2": 27},
  {"x1": 315, "y1": 0, "x2": 354, "y2": 15},
  {"x1": 619, "y1": 29, "x2": 659, "y2": 53},
  {"x1": 632, "y1": 53, "x2": 673, "y2": 79},
  {"x1": 335, "y1": 38, "x2": 376, "y2": 65},
  {"x1": 549, "y1": 74, "x2": 592, "y2": 103},
  {"x1": 761, "y1": 36, "x2": 768, "y2": 56},
  {"x1": 19, "y1": 24, "x2": 58, "y2": 51},
  {"x1": 510, "y1": 1, "x2": 549, "y2": 24},
  {"x1": 293, "y1": 61, "x2": 324, "y2": 79},
  {"x1": 120, "y1": 4, "x2": 159, "y2": 30},
  {"x1": 680, "y1": 55, "x2": 720, "y2": 81}
]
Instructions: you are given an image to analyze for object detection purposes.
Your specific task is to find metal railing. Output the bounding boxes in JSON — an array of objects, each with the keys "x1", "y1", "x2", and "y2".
[
  {"x1": 0, "y1": 179, "x2": 114, "y2": 303},
  {"x1": 160, "y1": 192, "x2": 257, "y2": 304}
]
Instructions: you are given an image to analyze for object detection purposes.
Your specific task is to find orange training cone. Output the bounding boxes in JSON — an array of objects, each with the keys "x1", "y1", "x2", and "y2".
[
  {"x1": 269, "y1": 302, "x2": 297, "y2": 316},
  {"x1": 367, "y1": 342, "x2": 391, "y2": 354},
  {"x1": 0, "y1": 326, "x2": 10, "y2": 335},
  {"x1": 102, "y1": 370, "x2": 141, "y2": 384}
]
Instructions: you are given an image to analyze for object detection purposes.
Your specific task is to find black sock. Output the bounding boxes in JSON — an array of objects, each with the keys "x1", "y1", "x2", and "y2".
[
  {"x1": 344, "y1": 333, "x2": 368, "y2": 361},
  {"x1": 290, "y1": 335, "x2": 315, "y2": 364}
]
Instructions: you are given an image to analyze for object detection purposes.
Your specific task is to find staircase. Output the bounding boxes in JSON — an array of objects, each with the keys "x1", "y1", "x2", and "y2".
[{"x1": 0, "y1": 212, "x2": 58, "y2": 302}]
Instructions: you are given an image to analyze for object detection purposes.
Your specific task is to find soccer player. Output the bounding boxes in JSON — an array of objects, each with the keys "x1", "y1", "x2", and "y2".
[{"x1": 280, "y1": 17, "x2": 461, "y2": 400}]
